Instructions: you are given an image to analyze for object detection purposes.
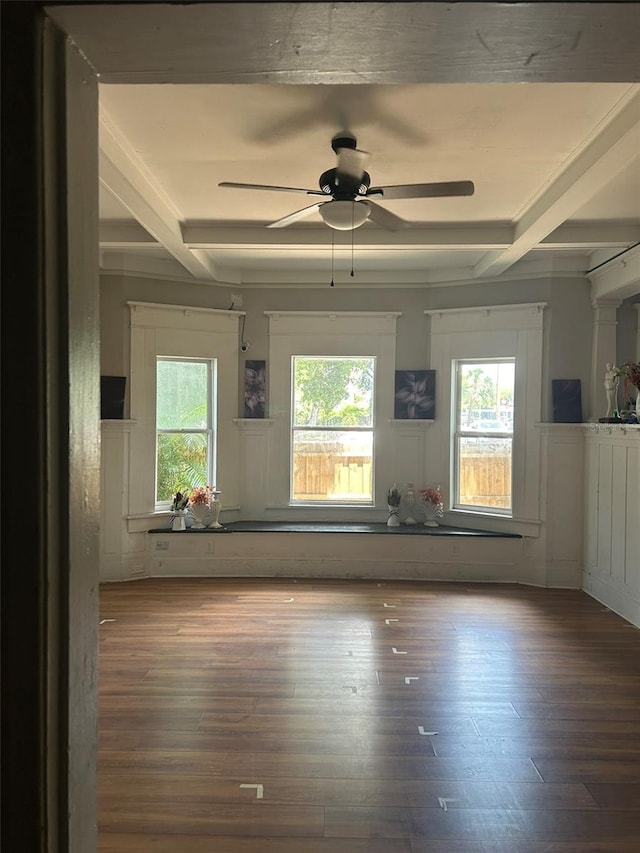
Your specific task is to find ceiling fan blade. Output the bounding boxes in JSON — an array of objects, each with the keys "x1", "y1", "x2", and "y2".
[
  {"x1": 367, "y1": 180, "x2": 475, "y2": 200},
  {"x1": 219, "y1": 181, "x2": 325, "y2": 196},
  {"x1": 365, "y1": 201, "x2": 409, "y2": 232},
  {"x1": 336, "y1": 147, "x2": 370, "y2": 181},
  {"x1": 266, "y1": 202, "x2": 325, "y2": 229}
]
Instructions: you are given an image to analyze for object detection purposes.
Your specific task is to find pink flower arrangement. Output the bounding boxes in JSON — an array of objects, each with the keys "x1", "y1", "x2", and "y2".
[
  {"x1": 419, "y1": 485, "x2": 443, "y2": 506},
  {"x1": 614, "y1": 362, "x2": 640, "y2": 410},
  {"x1": 189, "y1": 485, "x2": 215, "y2": 506},
  {"x1": 618, "y1": 361, "x2": 640, "y2": 390}
]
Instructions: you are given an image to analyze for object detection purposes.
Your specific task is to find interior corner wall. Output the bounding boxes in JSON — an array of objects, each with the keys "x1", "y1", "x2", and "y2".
[{"x1": 545, "y1": 276, "x2": 593, "y2": 422}]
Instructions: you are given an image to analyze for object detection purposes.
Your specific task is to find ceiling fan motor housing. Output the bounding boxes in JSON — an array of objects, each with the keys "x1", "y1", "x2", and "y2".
[
  {"x1": 331, "y1": 134, "x2": 357, "y2": 153},
  {"x1": 319, "y1": 168, "x2": 371, "y2": 199}
]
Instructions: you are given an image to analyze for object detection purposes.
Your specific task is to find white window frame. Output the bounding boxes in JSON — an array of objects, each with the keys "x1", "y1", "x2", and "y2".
[
  {"x1": 426, "y1": 303, "x2": 546, "y2": 532},
  {"x1": 290, "y1": 355, "x2": 376, "y2": 506},
  {"x1": 266, "y1": 311, "x2": 400, "y2": 513},
  {"x1": 127, "y1": 302, "x2": 242, "y2": 518},
  {"x1": 453, "y1": 357, "x2": 515, "y2": 516},
  {"x1": 155, "y1": 356, "x2": 217, "y2": 508}
]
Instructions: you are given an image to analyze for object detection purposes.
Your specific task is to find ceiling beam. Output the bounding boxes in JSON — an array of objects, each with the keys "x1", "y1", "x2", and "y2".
[
  {"x1": 99, "y1": 220, "x2": 159, "y2": 247},
  {"x1": 182, "y1": 224, "x2": 514, "y2": 251},
  {"x1": 474, "y1": 88, "x2": 640, "y2": 279},
  {"x1": 541, "y1": 223, "x2": 640, "y2": 249},
  {"x1": 99, "y1": 113, "x2": 218, "y2": 281},
  {"x1": 48, "y1": 3, "x2": 640, "y2": 85},
  {"x1": 588, "y1": 244, "x2": 640, "y2": 301}
]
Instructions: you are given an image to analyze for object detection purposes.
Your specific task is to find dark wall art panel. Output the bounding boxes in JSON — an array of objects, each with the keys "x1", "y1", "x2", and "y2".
[
  {"x1": 244, "y1": 360, "x2": 266, "y2": 418},
  {"x1": 100, "y1": 375, "x2": 126, "y2": 420},
  {"x1": 552, "y1": 379, "x2": 583, "y2": 423},
  {"x1": 394, "y1": 370, "x2": 436, "y2": 419}
]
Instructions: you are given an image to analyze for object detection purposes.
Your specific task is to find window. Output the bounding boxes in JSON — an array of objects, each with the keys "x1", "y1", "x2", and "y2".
[
  {"x1": 291, "y1": 356, "x2": 375, "y2": 504},
  {"x1": 454, "y1": 359, "x2": 515, "y2": 514},
  {"x1": 155, "y1": 357, "x2": 216, "y2": 504}
]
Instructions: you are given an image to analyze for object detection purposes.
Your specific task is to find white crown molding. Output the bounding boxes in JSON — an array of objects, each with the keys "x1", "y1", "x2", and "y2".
[
  {"x1": 425, "y1": 302, "x2": 547, "y2": 317},
  {"x1": 127, "y1": 300, "x2": 244, "y2": 318},
  {"x1": 264, "y1": 310, "x2": 402, "y2": 319}
]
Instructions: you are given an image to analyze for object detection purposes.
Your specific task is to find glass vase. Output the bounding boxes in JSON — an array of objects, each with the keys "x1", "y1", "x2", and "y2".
[{"x1": 402, "y1": 483, "x2": 417, "y2": 525}]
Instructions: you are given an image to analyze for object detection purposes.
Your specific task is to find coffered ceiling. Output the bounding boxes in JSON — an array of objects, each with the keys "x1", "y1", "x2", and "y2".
[
  {"x1": 48, "y1": 2, "x2": 640, "y2": 290},
  {"x1": 98, "y1": 81, "x2": 640, "y2": 287}
]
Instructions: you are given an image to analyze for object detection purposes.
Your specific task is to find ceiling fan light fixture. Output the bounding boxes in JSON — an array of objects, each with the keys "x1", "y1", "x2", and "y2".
[{"x1": 320, "y1": 200, "x2": 370, "y2": 231}]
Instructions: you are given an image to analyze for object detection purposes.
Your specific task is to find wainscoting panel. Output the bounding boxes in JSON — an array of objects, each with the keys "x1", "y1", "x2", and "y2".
[
  {"x1": 583, "y1": 425, "x2": 640, "y2": 627},
  {"x1": 147, "y1": 530, "x2": 522, "y2": 583}
]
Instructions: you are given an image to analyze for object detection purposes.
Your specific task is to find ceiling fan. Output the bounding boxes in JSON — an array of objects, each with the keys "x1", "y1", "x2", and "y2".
[{"x1": 219, "y1": 133, "x2": 475, "y2": 231}]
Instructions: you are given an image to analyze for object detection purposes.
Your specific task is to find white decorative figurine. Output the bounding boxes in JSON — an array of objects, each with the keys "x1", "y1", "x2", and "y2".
[{"x1": 604, "y1": 363, "x2": 619, "y2": 417}]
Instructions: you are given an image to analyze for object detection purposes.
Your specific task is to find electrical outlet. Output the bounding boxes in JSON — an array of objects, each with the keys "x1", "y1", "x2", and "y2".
[
  {"x1": 155, "y1": 540, "x2": 169, "y2": 551},
  {"x1": 131, "y1": 564, "x2": 145, "y2": 575},
  {"x1": 231, "y1": 292, "x2": 243, "y2": 308}
]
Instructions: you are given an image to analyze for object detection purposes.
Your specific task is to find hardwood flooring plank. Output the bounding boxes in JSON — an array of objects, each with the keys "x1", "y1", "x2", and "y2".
[
  {"x1": 533, "y1": 759, "x2": 640, "y2": 783},
  {"x1": 222, "y1": 752, "x2": 543, "y2": 782},
  {"x1": 586, "y1": 783, "x2": 640, "y2": 810},
  {"x1": 254, "y1": 697, "x2": 520, "y2": 717},
  {"x1": 407, "y1": 808, "x2": 640, "y2": 842},
  {"x1": 430, "y1": 734, "x2": 640, "y2": 760},
  {"x1": 475, "y1": 716, "x2": 640, "y2": 736},
  {"x1": 101, "y1": 774, "x2": 596, "y2": 809},
  {"x1": 98, "y1": 750, "x2": 228, "y2": 775},
  {"x1": 99, "y1": 835, "x2": 412, "y2": 853},
  {"x1": 325, "y1": 805, "x2": 411, "y2": 838},
  {"x1": 197, "y1": 711, "x2": 477, "y2": 737},
  {"x1": 513, "y1": 702, "x2": 640, "y2": 721},
  {"x1": 98, "y1": 711, "x2": 204, "y2": 731},
  {"x1": 99, "y1": 803, "x2": 324, "y2": 837},
  {"x1": 99, "y1": 695, "x2": 257, "y2": 714},
  {"x1": 292, "y1": 684, "x2": 546, "y2": 702},
  {"x1": 410, "y1": 841, "x2": 640, "y2": 852},
  {"x1": 114, "y1": 730, "x2": 433, "y2": 757}
]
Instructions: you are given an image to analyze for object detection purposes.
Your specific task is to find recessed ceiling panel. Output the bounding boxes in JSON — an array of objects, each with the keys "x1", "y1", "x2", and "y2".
[{"x1": 99, "y1": 82, "x2": 633, "y2": 225}]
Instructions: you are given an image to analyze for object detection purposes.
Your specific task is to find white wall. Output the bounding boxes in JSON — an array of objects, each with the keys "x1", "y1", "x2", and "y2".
[{"x1": 100, "y1": 273, "x2": 594, "y2": 425}]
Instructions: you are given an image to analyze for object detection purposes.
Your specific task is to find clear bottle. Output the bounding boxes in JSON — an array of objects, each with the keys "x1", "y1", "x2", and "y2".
[{"x1": 403, "y1": 482, "x2": 417, "y2": 525}]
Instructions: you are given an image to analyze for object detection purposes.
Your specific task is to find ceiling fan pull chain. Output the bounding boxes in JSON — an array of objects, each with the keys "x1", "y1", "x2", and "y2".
[
  {"x1": 350, "y1": 206, "x2": 355, "y2": 277},
  {"x1": 330, "y1": 228, "x2": 335, "y2": 287}
]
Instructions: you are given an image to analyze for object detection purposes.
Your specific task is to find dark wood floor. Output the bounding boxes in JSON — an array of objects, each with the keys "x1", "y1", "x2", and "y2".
[{"x1": 98, "y1": 578, "x2": 640, "y2": 852}]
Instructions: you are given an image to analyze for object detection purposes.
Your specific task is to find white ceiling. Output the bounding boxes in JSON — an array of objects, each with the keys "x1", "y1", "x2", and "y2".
[{"x1": 98, "y1": 81, "x2": 640, "y2": 287}]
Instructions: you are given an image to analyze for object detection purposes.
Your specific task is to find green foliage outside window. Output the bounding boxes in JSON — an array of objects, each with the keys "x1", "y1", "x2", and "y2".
[
  {"x1": 293, "y1": 357, "x2": 374, "y2": 427},
  {"x1": 156, "y1": 432, "x2": 207, "y2": 501}
]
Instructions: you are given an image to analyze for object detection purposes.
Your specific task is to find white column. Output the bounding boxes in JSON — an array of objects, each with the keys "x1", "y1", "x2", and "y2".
[
  {"x1": 635, "y1": 304, "x2": 640, "y2": 361},
  {"x1": 591, "y1": 298, "x2": 621, "y2": 420}
]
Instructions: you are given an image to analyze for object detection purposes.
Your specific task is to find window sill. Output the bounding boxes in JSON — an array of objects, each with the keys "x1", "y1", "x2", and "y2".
[
  {"x1": 389, "y1": 419, "x2": 434, "y2": 427},
  {"x1": 446, "y1": 509, "x2": 540, "y2": 538}
]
